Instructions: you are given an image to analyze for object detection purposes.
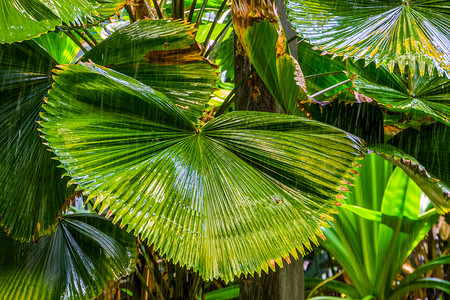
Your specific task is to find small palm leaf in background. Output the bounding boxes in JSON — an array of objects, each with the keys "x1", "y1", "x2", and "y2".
[
  {"x1": 0, "y1": 40, "x2": 73, "y2": 241},
  {"x1": 34, "y1": 31, "x2": 83, "y2": 64},
  {"x1": 348, "y1": 60, "x2": 450, "y2": 125},
  {"x1": 40, "y1": 62, "x2": 364, "y2": 281},
  {"x1": 0, "y1": 213, "x2": 137, "y2": 300},
  {"x1": 286, "y1": 0, "x2": 450, "y2": 76}
]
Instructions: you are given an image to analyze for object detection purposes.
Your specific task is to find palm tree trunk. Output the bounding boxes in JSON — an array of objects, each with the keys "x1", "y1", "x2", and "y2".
[{"x1": 233, "y1": 0, "x2": 304, "y2": 298}]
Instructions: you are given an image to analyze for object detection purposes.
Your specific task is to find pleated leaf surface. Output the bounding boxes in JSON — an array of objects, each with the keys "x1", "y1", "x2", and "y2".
[
  {"x1": 82, "y1": 19, "x2": 217, "y2": 122},
  {"x1": 0, "y1": 40, "x2": 72, "y2": 241},
  {"x1": 0, "y1": 213, "x2": 137, "y2": 300},
  {"x1": 0, "y1": 0, "x2": 98, "y2": 43},
  {"x1": 348, "y1": 60, "x2": 450, "y2": 125},
  {"x1": 286, "y1": 0, "x2": 450, "y2": 76},
  {"x1": 40, "y1": 62, "x2": 364, "y2": 281}
]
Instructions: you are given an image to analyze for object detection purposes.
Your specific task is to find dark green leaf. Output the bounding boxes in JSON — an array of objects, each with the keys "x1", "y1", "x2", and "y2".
[
  {"x1": 82, "y1": 19, "x2": 217, "y2": 121},
  {"x1": 0, "y1": 40, "x2": 72, "y2": 241},
  {"x1": 348, "y1": 60, "x2": 450, "y2": 125},
  {"x1": 41, "y1": 62, "x2": 364, "y2": 281},
  {"x1": 204, "y1": 285, "x2": 239, "y2": 300},
  {"x1": 0, "y1": 213, "x2": 137, "y2": 300},
  {"x1": 215, "y1": 34, "x2": 234, "y2": 81},
  {"x1": 287, "y1": 0, "x2": 450, "y2": 76},
  {"x1": 297, "y1": 41, "x2": 349, "y2": 100},
  {"x1": 0, "y1": 0, "x2": 98, "y2": 43},
  {"x1": 390, "y1": 123, "x2": 450, "y2": 185},
  {"x1": 398, "y1": 254, "x2": 450, "y2": 288},
  {"x1": 388, "y1": 278, "x2": 450, "y2": 300},
  {"x1": 304, "y1": 277, "x2": 359, "y2": 298},
  {"x1": 305, "y1": 100, "x2": 385, "y2": 145}
]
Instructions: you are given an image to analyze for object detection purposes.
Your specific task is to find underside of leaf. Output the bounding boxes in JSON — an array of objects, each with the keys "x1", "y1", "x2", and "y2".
[
  {"x1": 287, "y1": 0, "x2": 450, "y2": 76},
  {"x1": 348, "y1": 60, "x2": 450, "y2": 125}
]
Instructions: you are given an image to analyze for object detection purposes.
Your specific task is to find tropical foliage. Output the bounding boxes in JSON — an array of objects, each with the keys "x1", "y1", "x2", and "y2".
[
  {"x1": 0, "y1": 0, "x2": 449, "y2": 298},
  {"x1": 305, "y1": 154, "x2": 450, "y2": 298}
]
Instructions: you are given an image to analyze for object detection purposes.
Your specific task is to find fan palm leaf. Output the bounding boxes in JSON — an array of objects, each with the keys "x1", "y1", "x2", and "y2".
[{"x1": 40, "y1": 62, "x2": 364, "y2": 281}]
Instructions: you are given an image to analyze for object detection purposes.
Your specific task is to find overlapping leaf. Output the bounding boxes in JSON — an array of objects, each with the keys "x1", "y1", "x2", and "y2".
[
  {"x1": 286, "y1": 0, "x2": 450, "y2": 76},
  {"x1": 0, "y1": 213, "x2": 137, "y2": 300},
  {"x1": 232, "y1": 0, "x2": 309, "y2": 114},
  {"x1": 40, "y1": 62, "x2": 364, "y2": 281},
  {"x1": 348, "y1": 60, "x2": 450, "y2": 124},
  {"x1": 388, "y1": 123, "x2": 450, "y2": 210},
  {"x1": 0, "y1": 0, "x2": 98, "y2": 43},
  {"x1": 91, "y1": 0, "x2": 126, "y2": 20},
  {"x1": 297, "y1": 41, "x2": 349, "y2": 100},
  {"x1": 82, "y1": 19, "x2": 217, "y2": 122},
  {"x1": 372, "y1": 144, "x2": 449, "y2": 213},
  {"x1": 0, "y1": 40, "x2": 72, "y2": 241}
]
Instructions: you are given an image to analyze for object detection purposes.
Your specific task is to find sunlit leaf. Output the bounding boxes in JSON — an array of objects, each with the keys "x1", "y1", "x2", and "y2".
[
  {"x1": 0, "y1": 0, "x2": 98, "y2": 43},
  {"x1": 34, "y1": 31, "x2": 81, "y2": 64},
  {"x1": 40, "y1": 62, "x2": 364, "y2": 281},
  {"x1": 233, "y1": 0, "x2": 309, "y2": 114},
  {"x1": 0, "y1": 40, "x2": 72, "y2": 241},
  {"x1": 287, "y1": 0, "x2": 450, "y2": 76},
  {"x1": 372, "y1": 144, "x2": 449, "y2": 213},
  {"x1": 92, "y1": 0, "x2": 126, "y2": 20},
  {"x1": 0, "y1": 213, "x2": 137, "y2": 300},
  {"x1": 348, "y1": 60, "x2": 450, "y2": 125},
  {"x1": 82, "y1": 19, "x2": 217, "y2": 122}
]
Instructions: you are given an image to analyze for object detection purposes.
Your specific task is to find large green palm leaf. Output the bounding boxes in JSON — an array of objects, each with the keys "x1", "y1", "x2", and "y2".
[
  {"x1": 0, "y1": 40, "x2": 73, "y2": 241},
  {"x1": 0, "y1": 213, "x2": 137, "y2": 300},
  {"x1": 82, "y1": 20, "x2": 217, "y2": 122},
  {"x1": 40, "y1": 62, "x2": 364, "y2": 281},
  {"x1": 286, "y1": 0, "x2": 450, "y2": 76}
]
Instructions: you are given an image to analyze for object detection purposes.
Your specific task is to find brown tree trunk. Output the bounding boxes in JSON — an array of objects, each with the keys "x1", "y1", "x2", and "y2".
[{"x1": 233, "y1": 0, "x2": 304, "y2": 298}]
